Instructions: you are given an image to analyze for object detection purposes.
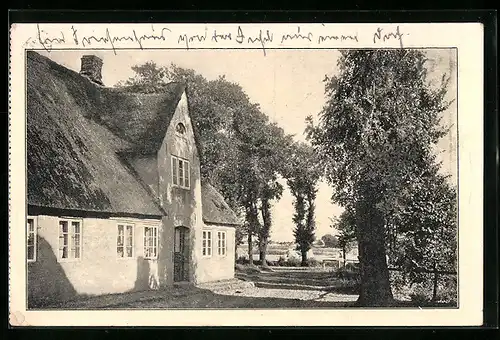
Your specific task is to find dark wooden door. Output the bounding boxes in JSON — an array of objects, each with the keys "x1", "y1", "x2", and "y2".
[{"x1": 174, "y1": 227, "x2": 189, "y2": 282}]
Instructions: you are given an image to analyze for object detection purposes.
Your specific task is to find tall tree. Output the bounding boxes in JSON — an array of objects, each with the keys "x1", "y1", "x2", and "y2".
[
  {"x1": 307, "y1": 50, "x2": 452, "y2": 306},
  {"x1": 285, "y1": 142, "x2": 322, "y2": 266},
  {"x1": 255, "y1": 123, "x2": 291, "y2": 266}
]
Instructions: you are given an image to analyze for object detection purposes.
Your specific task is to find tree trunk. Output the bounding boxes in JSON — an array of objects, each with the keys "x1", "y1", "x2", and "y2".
[
  {"x1": 301, "y1": 248, "x2": 308, "y2": 266},
  {"x1": 247, "y1": 232, "x2": 254, "y2": 266},
  {"x1": 342, "y1": 247, "x2": 347, "y2": 268},
  {"x1": 259, "y1": 197, "x2": 271, "y2": 267},
  {"x1": 432, "y1": 262, "x2": 439, "y2": 302},
  {"x1": 355, "y1": 201, "x2": 393, "y2": 306},
  {"x1": 259, "y1": 244, "x2": 268, "y2": 267}
]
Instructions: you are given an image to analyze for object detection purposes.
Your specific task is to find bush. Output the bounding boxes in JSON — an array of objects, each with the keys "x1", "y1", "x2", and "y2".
[
  {"x1": 271, "y1": 256, "x2": 323, "y2": 267},
  {"x1": 335, "y1": 266, "x2": 360, "y2": 280},
  {"x1": 390, "y1": 270, "x2": 458, "y2": 305},
  {"x1": 285, "y1": 257, "x2": 302, "y2": 267},
  {"x1": 409, "y1": 291, "x2": 431, "y2": 305},
  {"x1": 276, "y1": 256, "x2": 287, "y2": 266},
  {"x1": 323, "y1": 259, "x2": 341, "y2": 268},
  {"x1": 275, "y1": 256, "x2": 302, "y2": 267},
  {"x1": 236, "y1": 256, "x2": 249, "y2": 265},
  {"x1": 305, "y1": 258, "x2": 321, "y2": 267},
  {"x1": 344, "y1": 262, "x2": 359, "y2": 271},
  {"x1": 236, "y1": 256, "x2": 281, "y2": 267},
  {"x1": 234, "y1": 263, "x2": 247, "y2": 271}
]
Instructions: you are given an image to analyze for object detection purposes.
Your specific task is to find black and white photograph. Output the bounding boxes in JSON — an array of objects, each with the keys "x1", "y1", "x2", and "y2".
[{"x1": 9, "y1": 23, "x2": 484, "y2": 326}]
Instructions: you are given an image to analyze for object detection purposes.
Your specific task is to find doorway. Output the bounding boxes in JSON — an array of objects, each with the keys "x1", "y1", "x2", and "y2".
[{"x1": 174, "y1": 226, "x2": 190, "y2": 282}]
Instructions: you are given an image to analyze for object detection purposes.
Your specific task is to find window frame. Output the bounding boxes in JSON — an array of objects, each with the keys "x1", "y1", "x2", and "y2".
[
  {"x1": 27, "y1": 216, "x2": 37, "y2": 262},
  {"x1": 217, "y1": 230, "x2": 227, "y2": 257},
  {"x1": 171, "y1": 155, "x2": 190, "y2": 189},
  {"x1": 117, "y1": 223, "x2": 135, "y2": 259},
  {"x1": 143, "y1": 225, "x2": 158, "y2": 260},
  {"x1": 202, "y1": 230, "x2": 212, "y2": 257},
  {"x1": 58, "y1": 218, "x2": 83, "y2": 262},
  {"x1": 175, "y1": 122, "x2": 187, "y2": 135}
]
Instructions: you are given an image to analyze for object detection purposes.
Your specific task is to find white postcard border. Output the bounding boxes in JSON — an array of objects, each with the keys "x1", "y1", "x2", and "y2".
[{"x1": 9, "y1": 23, "x2": 484, "y2": 326}]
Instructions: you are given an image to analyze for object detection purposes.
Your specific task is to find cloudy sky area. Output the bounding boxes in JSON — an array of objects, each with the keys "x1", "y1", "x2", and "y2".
[{"x1": 39, "y1": 49, "x2": 456, "y2": 241}]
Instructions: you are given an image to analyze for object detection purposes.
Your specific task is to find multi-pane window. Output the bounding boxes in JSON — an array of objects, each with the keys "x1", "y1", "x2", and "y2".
[
  {"x1": 143, "y1": 226, "x2": 158, "y2": 259},
  {"x1": 217, "y1": 231, "x2": 227, "y2": 256},
  {"x1": 117, "y1": 224, "x2": 134, "y2": 258},
  {"x1": 27, "y1": 218, "x2": 37, "y2": 262},
  {"x1": 171, "y1": 155, "x2": 190, "y2": 189},
  {"x1": 202, "y1": 230, "x2": 212, "y2": 257},
  {"x1": 59, "y1": 219, "x2": 82, "y2": 260}
]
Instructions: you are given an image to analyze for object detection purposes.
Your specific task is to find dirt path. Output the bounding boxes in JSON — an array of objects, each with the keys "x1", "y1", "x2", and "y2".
[{"x1": 212, "y1": 286, "x2": 358, "y2": 303}]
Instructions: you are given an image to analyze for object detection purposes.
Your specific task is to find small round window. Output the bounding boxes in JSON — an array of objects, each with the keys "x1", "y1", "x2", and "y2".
[{"x1": 176, "y1": 123, "x2": 186, "y2": 135}]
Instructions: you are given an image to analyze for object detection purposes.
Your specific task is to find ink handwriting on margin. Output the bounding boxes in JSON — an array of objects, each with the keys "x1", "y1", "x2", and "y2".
[
  {"x1": 78, "y1": 26, "x2": 172, "y2": 54},
  {"x1": 211, "y1": 29, "x2": 232, "y2": 43},
  {"x1": 317, "y1": 32, "x2": 359, "y2": 44},
  {"x1": 36, "y1": 24, "x2": 66, "y2": 52},
  {"x1": 235, "y1": 26, "x2": 273, "y2": 56},
  {"x1": 373, "y1": 26, "x2": 406, "y2": 48},
  {"x1": 281, "y1": 26, "x2": 313, "y2": 44},
  {"x1": 178, "y1": 27, "x2": 208, "y2": 49}
]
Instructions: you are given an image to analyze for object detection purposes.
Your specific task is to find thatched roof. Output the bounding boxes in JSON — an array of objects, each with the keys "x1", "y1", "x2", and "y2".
[
  {"x1": 27, "y1": 51, "x2": 241, "y2": 225},
  {"x1": 201, "y1": 183, "x2": 241, "y2": 226}
]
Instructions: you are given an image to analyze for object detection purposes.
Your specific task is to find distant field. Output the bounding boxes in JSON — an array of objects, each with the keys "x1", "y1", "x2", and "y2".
[
  {"x1": 237, "y1": 244, "x2": 344, "y2": 260},
  {"x1": 249, "y1": 254, "x2": 339, "y2": 263}
]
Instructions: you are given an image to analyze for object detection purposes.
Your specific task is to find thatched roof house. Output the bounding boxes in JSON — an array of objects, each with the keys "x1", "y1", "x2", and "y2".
[
  {"x1": 26, "y1": 51, "x2": 241, "y2": 307},
  {"x1": 27, "y1": 51, "x2": 239, "y2": 225}
]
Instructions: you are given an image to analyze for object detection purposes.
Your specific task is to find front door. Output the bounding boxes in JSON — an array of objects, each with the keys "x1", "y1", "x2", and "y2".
[{"x1": 174, "y1": 226, "x2": 189, "y2": 282}]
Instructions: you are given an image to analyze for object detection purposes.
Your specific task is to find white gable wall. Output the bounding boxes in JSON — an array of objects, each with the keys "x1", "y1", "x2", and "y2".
[{"x1": 157, "y1": 91, "x2": 204, "y2": 285}]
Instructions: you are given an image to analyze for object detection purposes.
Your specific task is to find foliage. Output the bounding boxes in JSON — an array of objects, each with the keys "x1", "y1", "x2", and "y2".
[
  {"x1": 307, "y1": 50, "x2": 454, "y2": 305},
  {"x1": 284, "y1": 142, "x2": 322, "y2": 265},
  {"x1": 386, "y1": 163, "x2": 457, "y2": 298},
  {"x1": 335, "y1": 266, "x2": 361, "y2": 280},
  {"x1": 275, "y1": 256, "x2": 321, "y2": 267},
  {"x1": 390, "y1": 270, "x2": 457, "y2": 304},
  {"x1": 115, "y1": 62, "x2": 169, "y2": 93},
  {"x1": 320, "y1": 234, "x2": 339, "y2": 248},
  {"x1": 116, "y1": 61, "x2": 292, "y2": 264},
  {"x1": 307, "y1": 50, "x2": 451, "y2": 209},
  {"x1": 332, "y1": 208, "x2": 357, "y2": 265}
]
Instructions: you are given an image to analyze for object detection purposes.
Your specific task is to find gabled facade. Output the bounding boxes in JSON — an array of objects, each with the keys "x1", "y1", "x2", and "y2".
[{"x1": 26, "y1": 51, "x2": 240, "y2": 308}]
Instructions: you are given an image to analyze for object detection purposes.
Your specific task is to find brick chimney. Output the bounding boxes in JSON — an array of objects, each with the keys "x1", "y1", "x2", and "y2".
[{"x1": 79, "y1": 55, "x2": 104, "y2": 86}]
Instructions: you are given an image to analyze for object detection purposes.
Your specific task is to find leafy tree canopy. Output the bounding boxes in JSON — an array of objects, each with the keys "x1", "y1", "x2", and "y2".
[{"x1": 307, "y1": 49, "x2": 455, "y2": 305}]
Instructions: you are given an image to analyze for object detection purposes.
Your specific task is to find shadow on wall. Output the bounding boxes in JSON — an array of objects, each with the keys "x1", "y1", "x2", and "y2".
[
  {"x1": 28, "y1": 236, "x2": 78, "y2": 309},
  {"x1": 28, "y1": 240, "x2": 160, "y2": 309},
  {"x1": 189, "y1": 225, "x2": 198, "y2": 283},
  {"x1": 132, "y1": 256, "x2": 158, "y2": 291}
]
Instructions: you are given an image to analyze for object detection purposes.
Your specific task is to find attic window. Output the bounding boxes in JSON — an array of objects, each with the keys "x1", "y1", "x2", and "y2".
[{"x1": 176, "y1": 123, "x2": 186, "y2": 135}]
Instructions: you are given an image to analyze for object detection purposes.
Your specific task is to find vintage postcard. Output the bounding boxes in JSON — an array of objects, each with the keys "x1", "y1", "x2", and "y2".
[{"x1": 9, "y1": 23, "x2": 483, "y2": 326}]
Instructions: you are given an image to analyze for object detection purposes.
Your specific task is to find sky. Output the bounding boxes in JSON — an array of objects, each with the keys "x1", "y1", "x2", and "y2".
[{"x1": 39, "y1": 48, "x2": 456, "y2": 242}]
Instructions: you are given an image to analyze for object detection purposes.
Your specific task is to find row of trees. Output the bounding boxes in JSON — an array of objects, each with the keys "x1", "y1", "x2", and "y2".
[
  {"x1": 117, "y1": 49, "x2": 458, "y2": 306},
  {"x1": 116, "y1": 61, "x2": 321, "y2": 267}
]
